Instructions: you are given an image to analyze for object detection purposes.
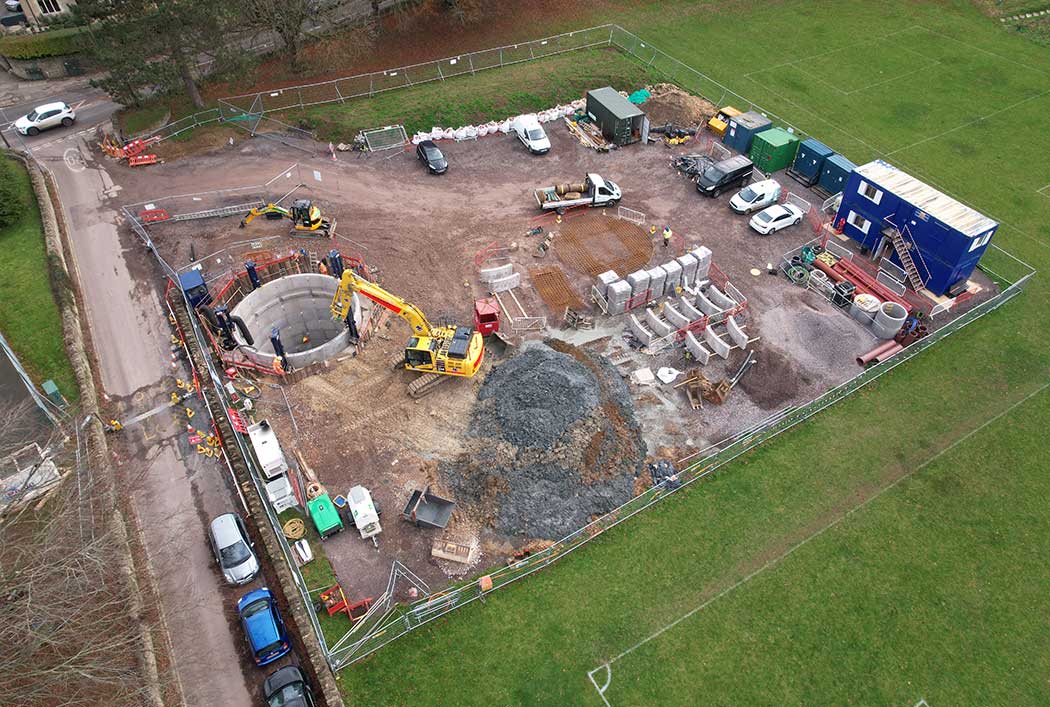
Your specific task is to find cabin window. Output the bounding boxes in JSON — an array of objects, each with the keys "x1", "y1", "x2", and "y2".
[
  {"x1": 969, "y1": 231, "x2": 993, "y2": 252},
  {"x1": 858, "y1": 181, "x2": 883, "y2": 205},
  {"x1": 847, "y1": 210, "x2": 870, "y2": 235}
]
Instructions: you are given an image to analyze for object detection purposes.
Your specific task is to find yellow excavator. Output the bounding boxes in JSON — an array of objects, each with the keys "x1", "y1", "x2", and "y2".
[
  {"x1": 240, "y1": 199, "x2": 332, "y2": 237},
  {"x1": 330, "y1": 270, "x2": 485, "y2": 398}
]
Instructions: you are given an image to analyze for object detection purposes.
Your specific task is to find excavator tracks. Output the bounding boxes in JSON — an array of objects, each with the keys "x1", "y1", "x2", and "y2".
[{"x1": 407, "y1": 373, "x2": 449, "y2": 399}]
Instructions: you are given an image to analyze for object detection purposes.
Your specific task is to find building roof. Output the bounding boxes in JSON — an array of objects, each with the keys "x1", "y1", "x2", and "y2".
[
  {"x1": 586, "y1": 87, "x2": 645, "y2": 120},
  {"x1": 856, "y1": 160, "x2": 997, "y2": 237},
  {"x1": 754, "y1": 127, "x2": 798, "y2": 148}
]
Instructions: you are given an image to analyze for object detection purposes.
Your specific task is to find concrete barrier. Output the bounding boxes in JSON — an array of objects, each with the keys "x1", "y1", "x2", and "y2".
[
  {"x1": 663, "y1": 302, "x2": 691, "y2": 329},
  {"x1": 685, "y1": 331, "x2": 711, "y2": 365},
  {"x1": 661, "y1": 260, "x2": 683, "y2": 296},
  {"x1": 727, "y1": 315, "x2": 748, "y2": 350},
  {"x1": 705, "y1": 325, "x2": 731, "y2": 359},
  {"x1": 629, "y1": 313, "x2": 654, "y2": 345},
  {"x1": 489, "y1": 272, "x2": 521, "y2": 293},
  {"x1": 479, "y1": 263, "x2": 514, "y2": 283},
  {"x1": 678, "y1": 296, "x2": 704, "y2": 322},
  {"x1": 627, "y1": 270, "x2": 650, "y2": 297},
  {"x1": 707, "y1": 284, "x2": 736, "y2": 310},
  {"x1": 691, "y1": 246, "x2": 712, "y2": 280},
  {"x1": 695, "y1": 290, "x2": 722, "y2": 316},
  {"x1": 645, "y1": 308, "x2": 673, "y2": 338}
]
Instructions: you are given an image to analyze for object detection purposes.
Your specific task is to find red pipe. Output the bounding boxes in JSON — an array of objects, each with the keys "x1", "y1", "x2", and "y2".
[
  {"x1": 833, "y1": 258, "x2": 911, "y2": 310},
  {"x1": 871, "y1": 343, "x2": 904, "y2": 364},
  {"x1": 856, "y1": 339, "x2": 900, "y2": 366}
]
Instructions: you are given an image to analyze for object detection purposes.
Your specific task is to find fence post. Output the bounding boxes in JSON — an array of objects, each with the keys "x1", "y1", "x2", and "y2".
[
  {"x1": 298, "y1": 88, "x2": 304, "y2": 109},
  {"x1": 468, "y1": 54, "x2": 476, "y2": 75},
  {"x1": 334, "y1": 82, "x2": 344, "y2": 103}
]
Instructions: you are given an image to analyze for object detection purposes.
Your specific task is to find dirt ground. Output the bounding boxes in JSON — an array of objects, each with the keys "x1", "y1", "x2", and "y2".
[{"x1": 114, "y1": 112, "x2": 998, "y2": 601}]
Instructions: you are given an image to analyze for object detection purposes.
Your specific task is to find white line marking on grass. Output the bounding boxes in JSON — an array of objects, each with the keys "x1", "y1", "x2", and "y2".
[
  {"x1": 913, "y1": 24, "x2": 1050, "y2": 77},
  {"x1": 845, "y1": 61, "x2": 941, "y2": 95},
  {"x1": 743, "y1": 26, "x2": 919, "y2": 78},
  {"x1": 913, "y1": 699, "x2": 930, "y2": 707},
  {"x1": 886, "y1": 88, "x2": 1050, "y2": 156},
  {"x1": 586, "y1": 383, "x2": 1049, "y2": 705},
  {"x1": 1037, "y1": 184, "x2": 1050, "y2": 196}
]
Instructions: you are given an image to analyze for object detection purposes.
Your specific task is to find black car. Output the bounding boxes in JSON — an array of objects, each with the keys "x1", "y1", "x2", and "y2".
[
  {"x1": 264, "y1": 666, "x2": 316, "y2": 707},
  {"x1": 416, "y1": 140, "x2": 447, "y2": 174}
]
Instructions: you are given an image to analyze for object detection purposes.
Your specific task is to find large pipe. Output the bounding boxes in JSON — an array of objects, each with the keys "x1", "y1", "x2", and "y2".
[
  {"x1": 871, "y1": 342, "x2": 904, "y2": 364},
  {"x1": 857, "y1": 339, "x2": 900, "y2": 366}
]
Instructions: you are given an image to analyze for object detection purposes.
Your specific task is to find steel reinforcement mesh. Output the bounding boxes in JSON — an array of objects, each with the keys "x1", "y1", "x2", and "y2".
[
  {"x1": 530, "y1": 266, "x2": 584, "y2": 312},
  {"x1": 556, "y1": 214, "x2": 654, "y2": 277}
]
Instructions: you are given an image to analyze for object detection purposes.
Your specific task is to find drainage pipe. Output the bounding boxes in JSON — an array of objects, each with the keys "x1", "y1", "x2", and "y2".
[{"x1": 857, "y1": 339, "x2": 901, "y2": 366}]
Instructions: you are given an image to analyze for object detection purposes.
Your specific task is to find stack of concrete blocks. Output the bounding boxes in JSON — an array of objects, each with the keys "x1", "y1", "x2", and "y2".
[
  {"x1": 645, "y1": 266, "x2": 666, "y2": 303},
  {"x1": 628, "y1": 313, "x2": 654, "y2": 346},
  {"x1": 661, "y1": 260, "x2": 683, "y2": 296},
  {"x1": 707, "y1": 284, "x2": 737, "y2": 311},
  {"x1": 626, "y1": 270, "x2": 651, "y2": 303},
  {"x1": 727, "y1": 315, "x2": 749, "y2": 351},
  {"x1": 605, "y1": 280, "x2": 632, "y2": 314},
  {"x1": 704, "y1": 326, "x2": 731, "y2": 359},
  {"x1": 595, "y1": 270, "x2": 620, "y2": 299},
  {"x1": 479, "y1": 263, "x2": 520, "y2": 293},
  {"x1": 691, "y1": 246, "x2": 712, "y2": 281},
  {"x1": 685, "y1": 331, "x2": 711, "y2": 364},
  {"x1": 676, "y1": 253, "x2": 699, "y2": 289}
]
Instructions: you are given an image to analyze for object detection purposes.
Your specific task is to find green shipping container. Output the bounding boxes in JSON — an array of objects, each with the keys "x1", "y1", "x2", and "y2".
[{"x1": 749, "y1": 128, "x2": 800, "y2": 174}]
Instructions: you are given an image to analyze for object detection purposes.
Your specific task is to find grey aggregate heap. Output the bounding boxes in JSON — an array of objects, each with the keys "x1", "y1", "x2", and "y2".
[{"x1": 444, "y1": 342, "x2": 646, "y2": 540}]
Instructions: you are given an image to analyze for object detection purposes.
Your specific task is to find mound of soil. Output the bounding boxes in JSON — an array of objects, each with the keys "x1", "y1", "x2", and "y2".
[
  {"x1": 643, "y1": 83, "x2": 718, "y2": 128},
  {"x1": 443, "y1": 341, "x2": 645, "y2": 540}
]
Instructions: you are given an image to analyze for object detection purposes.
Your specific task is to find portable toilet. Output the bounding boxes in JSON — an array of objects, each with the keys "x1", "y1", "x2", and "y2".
[
  {"x1": 722, "y1": 111, "x2": 772, "y2": 154},
  {"x1": 748, "y1": 127, "x2": 800, "y2": 174},
  {"x1": 788, "y1": 138, "x2": 834, "y2": 186},
  {"x1": 818, "y1": 153, "x2": 855, "y2": 195}
]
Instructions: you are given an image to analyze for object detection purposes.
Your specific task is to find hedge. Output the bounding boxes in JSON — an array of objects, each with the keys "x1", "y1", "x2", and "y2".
[{"x1": 0, "y1": 26, "x2": 86, "y2": 60}]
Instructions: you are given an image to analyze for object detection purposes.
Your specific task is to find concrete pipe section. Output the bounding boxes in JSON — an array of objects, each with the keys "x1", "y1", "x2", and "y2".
[
  {"x1": 231, "y1": 273, "x2": 363, "y2": 369},
  {"x1": 871, "y1": 301, "x2": 908, "y2": 340}
]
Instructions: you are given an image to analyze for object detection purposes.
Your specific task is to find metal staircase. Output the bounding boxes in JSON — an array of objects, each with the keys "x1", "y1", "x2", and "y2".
[{"x1": 882, "y1": 220, "x2": 927, "y2": 291}]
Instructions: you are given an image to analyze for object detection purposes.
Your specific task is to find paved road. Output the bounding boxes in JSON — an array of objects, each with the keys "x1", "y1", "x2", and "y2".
[{"x1": 3, "y1": 81, "x2": 257, "y2": 706}]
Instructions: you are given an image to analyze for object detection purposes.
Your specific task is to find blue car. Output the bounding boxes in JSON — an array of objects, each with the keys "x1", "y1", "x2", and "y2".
[{"x1": 237, "y1": 588, "x2": 291, "y2": 667}]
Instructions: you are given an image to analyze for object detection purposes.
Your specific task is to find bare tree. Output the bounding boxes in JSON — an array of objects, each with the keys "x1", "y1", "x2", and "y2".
[{"x1": 241, "y1": 0, "x2": 313, "y2": 72}]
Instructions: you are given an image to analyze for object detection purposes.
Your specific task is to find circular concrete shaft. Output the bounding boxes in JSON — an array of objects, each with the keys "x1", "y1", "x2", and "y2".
[{"x1": 231, "y1": 273, "x2": 362, "y2": 369}]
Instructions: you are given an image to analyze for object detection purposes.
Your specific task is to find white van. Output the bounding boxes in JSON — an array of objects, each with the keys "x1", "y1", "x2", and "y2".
[{"x1": 511, "y1": 115, "x2": 551, "y2": 154}]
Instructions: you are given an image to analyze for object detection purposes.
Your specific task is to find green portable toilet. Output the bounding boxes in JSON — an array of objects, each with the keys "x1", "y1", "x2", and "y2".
[
  {"x1": 308, "y1": 493, "x2": 344, "y2": 539},
  {"x1": 749, "y1": 128, "x2": 800, "y2": 174}
]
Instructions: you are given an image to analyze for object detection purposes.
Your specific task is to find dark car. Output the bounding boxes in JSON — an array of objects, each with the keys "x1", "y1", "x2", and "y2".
[
  {"x1": 695, "y1": 155, "x2": 754, "y2": 197},
  {"x1": 416, "y1": 140, "x2": 447, "y2": 174},
  {"x1": 237, "y1": 587, "x2": 291, "y2": 667},
  {"x1": 264, "y1": 666, "x2": 316, "y2": 707}
]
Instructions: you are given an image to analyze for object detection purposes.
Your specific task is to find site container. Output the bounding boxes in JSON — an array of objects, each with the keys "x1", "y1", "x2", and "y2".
[
  {"x1": 818, "y1": 153, "x2": 855, "y2": 195},
  {"x1": 748, "y1": 127, "x2": 800, "y2": 174},
  {"x1": 585, "y1": 87, "x2": 646, "y2": 146},
  {"x1": 721, "y1": 111, "x2": 772, "y2": 154},
  {"x1": 789, "y1": 137, "x2": 834, "y2": 185}
]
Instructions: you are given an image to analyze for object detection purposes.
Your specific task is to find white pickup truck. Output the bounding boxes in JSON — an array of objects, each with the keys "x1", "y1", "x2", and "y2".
[
  {"x1": 247, "y1": 420, "x2": 298, "y2": 513},
  {"x1": 534, "y1": 173, "x2": 621, "y2": 213}
]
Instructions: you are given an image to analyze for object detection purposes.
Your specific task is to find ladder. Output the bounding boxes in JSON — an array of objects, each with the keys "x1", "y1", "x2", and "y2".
[
  {"x1": 883, "y1": 220, "x2": 925, "y2": 291},
  {"x1": 170, "y1": 202, "x2": 265, "y2": 222}
]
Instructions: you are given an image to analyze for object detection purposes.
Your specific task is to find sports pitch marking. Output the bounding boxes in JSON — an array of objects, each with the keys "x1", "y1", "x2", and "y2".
[{"x1": 587, "y1": 383, "x2": 1049, "y2": 706}]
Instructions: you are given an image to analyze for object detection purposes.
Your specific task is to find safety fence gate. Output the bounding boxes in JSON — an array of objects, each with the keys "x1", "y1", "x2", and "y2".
[{"x1": 362, "y1": 125, "x2": 408, "y2": 151}]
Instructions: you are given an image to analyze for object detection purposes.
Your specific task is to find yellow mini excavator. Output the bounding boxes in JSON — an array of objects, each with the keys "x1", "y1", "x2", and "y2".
[
  {"x1": 240, "y1": 199, "x2": 332, "y2": 237},
  {"x1": 330, "y1": 270, "x2": 485, "y2": 398}
]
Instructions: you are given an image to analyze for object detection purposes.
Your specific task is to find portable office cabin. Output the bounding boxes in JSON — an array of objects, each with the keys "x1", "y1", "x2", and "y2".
[
  {"x1": 834, "y1": 160, "x2": 998, "y2": 296},
  {"x1": 749, "y1": 128, "x2": 800, "y2": 174},
  {"x1": 789, "y1": 138, "x2": 834, "y2": 185},
  {"x1": 585, "y1": 87, "x2": 646, "y2": 146},
  {"x1": 818, "y1": 153, "x2": 855, "y2": 195},
  {"x1": 722, "y1": 111, "x2": 772, "y2": 154}
]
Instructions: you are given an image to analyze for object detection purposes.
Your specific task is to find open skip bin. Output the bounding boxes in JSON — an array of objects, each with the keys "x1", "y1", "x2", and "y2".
[{"x1": 401, "y1": 485, "x2": 455, "y2": 529}]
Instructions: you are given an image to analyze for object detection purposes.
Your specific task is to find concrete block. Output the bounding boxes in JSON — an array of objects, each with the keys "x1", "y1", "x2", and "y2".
[
  {"x1": 685, "y1": 331, "x2": 711, "y2": 365},
  {"x1": 676, "y1": 254, "x2": 699, "y2": 287},
  {"x1": 678, "y1": 296, "x2": 704, "y2": 322},
  {"x1": 645, "y1": 308, "x2": 673, "y2": 338},
  {"x1": 704, "y1": 325, "x2": 731, "y2": 359},
  {"x1": 661, "y1": 260, "x2": 683, "y2": 296},
  {"x1": 628, "y1": 313, "x2": 653, "y2": 345},
  {"x1": 691, "y1": 246, "x2": 712, "y2": 280},
  {"x1": 489, "y1": 272, "x2": 521, "y2": 293},
  {"x1": 707, "y1": 284, "x2": 736, "y2": 310},
  {"x1": 663, "y1": 302, "x2": 691, "y2": 330},
  {"x1": 596, "y1": 270, "x2": 619, "y2": 298},
  {"x1": 626, "y1": 270, "x2": 650, "y2": 297},
  {"x1": 695, "y1": 290, "x2": 722, "y2": 316},
  {"x1": 606, "y1": 280, "x2": 632, "y2": 303},
  {"x1": 727, "y1": 315, "x2": 748, "y2": 350},
  {"x1": 646, "y1": 266, "x2": 666, "y2": 299},
  {"x1": 479, "y1": 263, "x2": 514, "y2": 283}
]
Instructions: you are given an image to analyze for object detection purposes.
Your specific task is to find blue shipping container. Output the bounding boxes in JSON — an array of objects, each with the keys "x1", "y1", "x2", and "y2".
[
  {"x1": 722, "y1": 111, "x2": 772, "y2": 154},
  {"x1": 818, "y1": 153, "x2": 855, "y2": 194},
  {"x1": 790, "y1": 138, "x2": 834, "y2": 184}
]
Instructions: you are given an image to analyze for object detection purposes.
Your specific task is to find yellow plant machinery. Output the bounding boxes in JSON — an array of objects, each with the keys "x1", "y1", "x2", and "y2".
[
  {"x1": 330, "y1": 270, "x2": 484, "y2": 398},
  {"x1": 240, "y1": 199, "x2": 332, "y2": 236}
]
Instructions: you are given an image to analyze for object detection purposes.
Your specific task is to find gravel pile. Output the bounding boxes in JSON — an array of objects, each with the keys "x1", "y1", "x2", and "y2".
[{"x1": 444, "y1": 341, "x2": 646, "y2": 540}]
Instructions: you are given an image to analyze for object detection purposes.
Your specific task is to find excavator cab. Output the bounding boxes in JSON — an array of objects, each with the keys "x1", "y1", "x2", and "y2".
[
  {"x1": 290, "y1": 200, "x2": 316, "y2": 228},
  {"x1": 404, "y1": 338, "x2": 435, "y2": 370}
]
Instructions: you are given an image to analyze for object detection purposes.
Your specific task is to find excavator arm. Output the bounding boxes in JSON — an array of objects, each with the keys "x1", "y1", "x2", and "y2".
[
  {"x1": 331, "y1": 270, "x2": 433, "y2": 336},
  {"x1": 240, "y1": 203, "x2": 291, "y2": 228}
]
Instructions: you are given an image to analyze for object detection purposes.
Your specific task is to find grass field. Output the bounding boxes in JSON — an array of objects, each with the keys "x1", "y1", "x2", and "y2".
[
  {"x1": 324, "y1": 1, "x2": 1050, "y2": 704},
  {"x1": 0, "y1": 157, "x2": 78, "y2": 402}
]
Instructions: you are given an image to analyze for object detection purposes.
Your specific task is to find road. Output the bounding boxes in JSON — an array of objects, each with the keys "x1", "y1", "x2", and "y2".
[{"x1": 2, "y1": 81, "x2": 257, "y2": 706}]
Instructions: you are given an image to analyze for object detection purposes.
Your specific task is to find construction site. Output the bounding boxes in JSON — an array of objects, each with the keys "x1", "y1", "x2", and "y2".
[{"x1": 112, "y1": 78, "x2": 1006, "y2": 665}]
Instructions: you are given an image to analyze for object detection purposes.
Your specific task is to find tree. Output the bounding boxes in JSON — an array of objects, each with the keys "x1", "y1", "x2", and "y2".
[
  {"x1": 239, "y1": 0, "x2": 313, "y2": 72},
  {"x1": 0, "y1": 158, "x2": 27, "y2": 230}
]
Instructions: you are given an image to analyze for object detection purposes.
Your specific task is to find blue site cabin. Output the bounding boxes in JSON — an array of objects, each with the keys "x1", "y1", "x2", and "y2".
[
  {"x1": 818, "y1": 153, "x2": 855, "y2": 195},
  {"x1": 834, "y1": 160, "x2": 998, "y2": 297},
  {"x1": 788, "y1": 137, "x2": 834, "y2": 186}
]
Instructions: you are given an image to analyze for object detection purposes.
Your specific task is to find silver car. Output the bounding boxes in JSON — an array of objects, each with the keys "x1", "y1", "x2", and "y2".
[
  {"x1": 208, "y1": 513, "x2": 259, "y2": 585},
  {"x1": 14, "y1": 101, "x2": 76, "y2": 136}
]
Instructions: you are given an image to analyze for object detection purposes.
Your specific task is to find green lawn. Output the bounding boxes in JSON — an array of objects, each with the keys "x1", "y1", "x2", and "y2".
[
  {"x1": 0, "y1": 157, "x2": 78, "y2": 402},
  {"x1": 290, "y1": 47, "x2": 658, "y2": 143},
  {"x1": 327, "y1": 1, "x2": 1050, "y2": 705}
]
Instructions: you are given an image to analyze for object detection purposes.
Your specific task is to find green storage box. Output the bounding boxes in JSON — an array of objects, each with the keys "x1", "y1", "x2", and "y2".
[
  {"x1": 308, "y1": 493, "x2": 344, "y2": 539},
  {"x1": 749, "y1": 128, "x2": 800, "y2": 174}
]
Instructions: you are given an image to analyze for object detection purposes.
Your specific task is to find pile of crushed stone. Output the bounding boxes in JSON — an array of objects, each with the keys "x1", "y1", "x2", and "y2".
[{"x1": 443, "y1": 341, "x2": 646, "y2": 540}]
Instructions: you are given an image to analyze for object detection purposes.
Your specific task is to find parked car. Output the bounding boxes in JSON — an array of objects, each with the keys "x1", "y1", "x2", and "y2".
[
  {"x1": 264, "y1": 666, "x2": 317, "y2": 707},
  {"x1": 14, "y1": 101, "x2": 76, "y2": 136},
  {"x1": 729, "y1": 179, "x2": 782, "y2": 214},
  {"x1": 208, "y1": 512, "x2": 259, "y2": 586},
  {"x1": 4, "y1": 1, "x2": 22, "y2": 12},
  {"x1": 695, "y1": 155, "x2": 753, "y2": 197},
  {"x1": 511, "y1": 114, "x2": 550, "y2": 154},
  {"x1": 416, "y1": 140, "x2": 447, "y2": 174},
  {"x1": 749, "y1": 203, "x2": 805, "y2": 235},
  {"x1": 237, "y1": 588, "x2": 291, "y2": 667}
]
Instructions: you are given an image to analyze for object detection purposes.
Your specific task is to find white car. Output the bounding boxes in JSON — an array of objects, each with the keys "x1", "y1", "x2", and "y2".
[
  {"x1": 4, "y1": 1, "x2": 22, "y2": 12},
  {"x1": 208, "y1": 513, "x2": 259, "y2": 586},
  {"x1": 749, "y1": 203, "x2": 805, "y2": 235},
  {"x1": 511, "y1": 114, "x2": 551, "y2": 154},
  {"x1": 729, "y1": 179, "x2": 782, "y2": 214},
  {"x1": 15, "y1": 101, "x2": 76, "y2": 136}
]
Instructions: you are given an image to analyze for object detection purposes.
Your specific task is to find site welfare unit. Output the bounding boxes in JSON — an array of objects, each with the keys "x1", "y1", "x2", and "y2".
[
  {"x1": 789, "y1": 138, "x2": 834, "y2": 185},
  {"x1": 834, "y1": 160, "x2": 998, "y2": 297},
  {"x1": 585, "y1": 87, "x2": 647, "y2": 146},
  {"x1": 247, "y1": 420, "x2": 298, "y2": 513},
  {"x1": 748, "y1": 127, "x2": 800, "y2": 174},
  {"x1": 722, "y1": 111, "x2": 772, "y2": 154},
  {"x1": 818, "y1": 153, "x2": 855, "y2": 195}
]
